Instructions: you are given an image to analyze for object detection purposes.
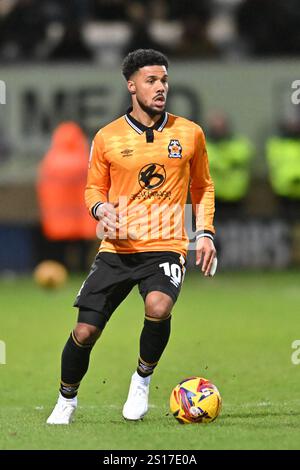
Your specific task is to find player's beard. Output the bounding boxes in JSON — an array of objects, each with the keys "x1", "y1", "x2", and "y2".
[{"x1": 136, "y1": 95, "x2": 166, "y2": 118}]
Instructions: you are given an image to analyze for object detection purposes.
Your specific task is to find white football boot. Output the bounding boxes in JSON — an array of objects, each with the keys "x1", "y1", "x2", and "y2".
[
  {"x1": 122, "y1": 372, "x2": 151, "y2": 420},
  {"x1": 46, "y1": 393, "x2": 77, "y2": 425}
]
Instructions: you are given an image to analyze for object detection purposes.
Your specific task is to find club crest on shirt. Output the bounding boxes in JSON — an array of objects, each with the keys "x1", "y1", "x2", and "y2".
[{"x1": 168, "y1": 139, "x2": 182, "y2": 159}]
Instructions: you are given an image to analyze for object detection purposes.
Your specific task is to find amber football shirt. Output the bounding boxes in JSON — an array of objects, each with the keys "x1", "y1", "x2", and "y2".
[{"x1": 86, "y1": 109, "x2": 215, "y2": 257}]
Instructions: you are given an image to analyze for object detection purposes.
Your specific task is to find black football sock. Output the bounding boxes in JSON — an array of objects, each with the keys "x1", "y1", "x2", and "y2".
[
  {"x1": 60, "y1": 331, "x2": 95, "y2": 398},
  {"x1": 137, "y1": 314, "x2": 171, "y2": 378}
]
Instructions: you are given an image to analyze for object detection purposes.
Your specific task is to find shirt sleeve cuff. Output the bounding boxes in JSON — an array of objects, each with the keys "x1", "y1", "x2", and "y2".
[
  {"x1": 195, "y1": 230, "x2": 214, "y2": 242},
  {"x1": 91, "y1": 202, "x2": 104, "y2": 220}
]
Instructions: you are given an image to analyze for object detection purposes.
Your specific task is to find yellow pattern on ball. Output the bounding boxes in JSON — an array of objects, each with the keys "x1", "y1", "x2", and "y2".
[{"x1": 170, "y1": 376, "x2": 222, "y2": 424}]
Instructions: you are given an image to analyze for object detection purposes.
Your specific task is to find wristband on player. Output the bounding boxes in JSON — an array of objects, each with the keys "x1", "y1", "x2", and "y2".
[
  {"x1": 195, "y1": 230, "x2": 214, "y2": 242},
  {"x1": 91, "y1": 202, "x2": 104, "y2": 220}
]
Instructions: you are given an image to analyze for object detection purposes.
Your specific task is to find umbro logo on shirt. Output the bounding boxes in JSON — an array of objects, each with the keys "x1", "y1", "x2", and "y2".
[{"x1": 121, "y1": 148, "x2": 134, "y2": 157}]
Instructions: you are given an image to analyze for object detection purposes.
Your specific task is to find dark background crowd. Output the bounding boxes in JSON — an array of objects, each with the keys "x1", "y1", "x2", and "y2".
[{"x1": 0, "y1": 0, "x2": 299, "y2": 63}]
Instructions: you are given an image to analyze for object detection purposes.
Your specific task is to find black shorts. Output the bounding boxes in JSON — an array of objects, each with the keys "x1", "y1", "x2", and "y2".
[{"x1": 74, "y1": 251, "x2": 186, "y2": 329}]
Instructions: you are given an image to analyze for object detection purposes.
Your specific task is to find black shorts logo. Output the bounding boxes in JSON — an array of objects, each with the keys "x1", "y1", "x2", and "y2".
[{"x1": 138, "y1": 163, "x2": 166, "y2": 190}]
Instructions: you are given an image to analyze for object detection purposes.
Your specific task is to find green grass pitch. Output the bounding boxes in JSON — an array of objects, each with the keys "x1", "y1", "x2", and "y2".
[{"x1": 1, "y1": 270, "x2": 300, "y2": 450}]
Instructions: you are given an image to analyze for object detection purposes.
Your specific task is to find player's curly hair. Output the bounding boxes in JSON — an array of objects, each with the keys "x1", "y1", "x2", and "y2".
[{"x1": 122, "y1": 49, "x2": 169, "y2": 80}]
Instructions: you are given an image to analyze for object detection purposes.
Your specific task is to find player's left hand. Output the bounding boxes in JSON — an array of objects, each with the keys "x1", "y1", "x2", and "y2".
[{"x1": 196, "y1": 237, "x2": 217, "y2": 276}]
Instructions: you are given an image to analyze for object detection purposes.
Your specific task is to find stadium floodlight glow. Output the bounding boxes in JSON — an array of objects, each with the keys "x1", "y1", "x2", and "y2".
[
  {"x1": 0, "y1": 80, "x2": 6, "y2": 105},
  {"x1": 0, "y1": 340, "x2": 6, "y2": 365}
]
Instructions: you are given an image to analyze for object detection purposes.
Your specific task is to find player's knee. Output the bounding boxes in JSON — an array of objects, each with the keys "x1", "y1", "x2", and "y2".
[
  {"x1": 145, "y1": 291, "x2": 173, "y2": 320},
  {"x1": 74, "y1": 322, "x2": 101, "y2": 345}
]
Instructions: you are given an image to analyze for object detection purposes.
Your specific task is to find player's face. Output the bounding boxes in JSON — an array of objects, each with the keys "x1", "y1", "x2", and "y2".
[{"x1": 128, "y1": 65, "x2": 169, "y2": 117}]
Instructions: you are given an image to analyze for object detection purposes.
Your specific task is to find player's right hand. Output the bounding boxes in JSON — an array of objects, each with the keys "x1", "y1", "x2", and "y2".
[{"x1": 96, "y1": 202, "x2": 120, "y2": 237}]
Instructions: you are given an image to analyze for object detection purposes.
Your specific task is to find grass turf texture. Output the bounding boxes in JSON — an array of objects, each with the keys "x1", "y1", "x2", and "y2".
[{"x1": 1, "y1": 271, "x2": 300, "y2": 450}]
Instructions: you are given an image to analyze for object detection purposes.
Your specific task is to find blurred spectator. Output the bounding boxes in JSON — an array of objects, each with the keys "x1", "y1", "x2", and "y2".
[
  {"x1": 171, "y1": 14, "x2": 220, "y2": 59},
  {"x1": 92, "y1": 0, "x2": 128, "y2": 21},
  {"x1": 169, "y1": 1, "x2": 220, "y2": 59},
  {"x1": 266, "y1": 117, "x2": 300, "y2": 202},
  {"x1": 48, "y1": 21, "x2": 93, "y2": 62},
  {"x1": 123, "y1": 1, "x2": 169, "y2": 57},
  {"x1": 236, "y1": 0, "x2": 300, "y2": 56},
  {"x1": 167, "y1": 0, "x2": 212, "y2": 21},
  {"x1": 0, "y1": 0, "x2": 47, "y2": 60},
  {"x1": 40, "y1": 0, "x2": 66, "y2": 24},
  {"x1": 68, "y1": 0, "x2": 92, "y2": 21},
  {"x1": 150, "y1": 0, "x2": 168, "y2": 21},
  {"x1": 36, "y1": 122, "x2": 96, "y2": 271},
  {"x1": 206, "y1": 111, "x2": 253, "y2": 204}
]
